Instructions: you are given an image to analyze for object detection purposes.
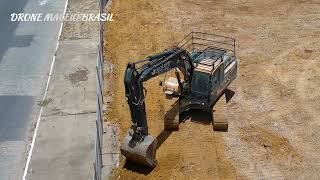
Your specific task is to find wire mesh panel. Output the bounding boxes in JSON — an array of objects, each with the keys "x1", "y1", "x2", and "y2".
[
  {"x1": 93, "y1": 1, "x2": 108, "y2": 179},
  {"x1": 94, "y1": 61, "x2": 104, "y2": 180},
  {"x1": 94, "y1": 45, "x2": 105, "y2": 180},
  {"x1": 94, "y1": 121, "x2": 103, "y2": 180},
  {"x1": 93, "y1": 0, "x2": 114, "y2": 179}
]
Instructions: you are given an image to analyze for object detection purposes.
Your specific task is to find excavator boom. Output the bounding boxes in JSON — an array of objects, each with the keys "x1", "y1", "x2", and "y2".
[{"x1": 121, "y1": 48, "x2": 192, "y2": 167}]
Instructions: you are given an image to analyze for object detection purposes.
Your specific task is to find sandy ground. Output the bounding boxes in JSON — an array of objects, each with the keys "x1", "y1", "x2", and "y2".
[{"x1": 104, "y1": 0, "x2": 320, "y2": 179}]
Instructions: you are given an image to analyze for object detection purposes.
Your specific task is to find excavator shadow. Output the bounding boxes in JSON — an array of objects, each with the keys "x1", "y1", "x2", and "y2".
[
  {"x1": 157, "y1": 99, "x2": 178, "y2": 149},
  {"x1": 157, "y1": 100, "x2": 214, "y2": 150},
  {"x1": 123, "y1": 160, "x2": 154, "y2": 175},
  {"x1": 225, "y1": 88, "x2": 235, "y2": 103},
  {"x1": 157, "y1": 98, "x2": 220, "y2": 148},
  {"x1": 187, "y1": 110, "x2": 212, "y2": 125}
]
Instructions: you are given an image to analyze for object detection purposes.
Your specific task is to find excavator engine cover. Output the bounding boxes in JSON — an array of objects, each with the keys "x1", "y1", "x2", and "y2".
[{"x1": 120, "y1": 133, "x2": 158, "y2": 168}]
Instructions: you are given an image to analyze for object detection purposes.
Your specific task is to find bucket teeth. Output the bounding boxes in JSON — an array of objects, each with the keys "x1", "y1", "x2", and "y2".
[{"x1": 120, "y1": 133, "x2": 158, "y2": 168}]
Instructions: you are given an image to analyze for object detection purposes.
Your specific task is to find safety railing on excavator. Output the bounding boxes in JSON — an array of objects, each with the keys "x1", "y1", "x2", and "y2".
[{"x1": 178, "y1": 31, "x2": 236, "y2": 58}]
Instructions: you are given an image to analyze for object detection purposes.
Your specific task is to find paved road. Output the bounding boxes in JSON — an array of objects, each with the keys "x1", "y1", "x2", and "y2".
[{"x1": 0, "y1": 0, "x2": 67, "y2": 179}]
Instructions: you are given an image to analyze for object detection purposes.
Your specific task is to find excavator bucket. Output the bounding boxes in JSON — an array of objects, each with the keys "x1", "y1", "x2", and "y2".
[{"x1": 120, "y1": 133, "x2": 158, "y2": 168}]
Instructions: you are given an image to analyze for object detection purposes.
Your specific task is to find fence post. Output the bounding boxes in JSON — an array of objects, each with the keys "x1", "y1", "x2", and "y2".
[
  {"x1": 96, "y1": 50, "x2": 104, "y2": 103},
  {"x1": 93, "y1": 1, "x2": 108, "y2": 180},
  {"x1": 96, "y1": 120, "x2": 103, "y2": 167},
  {"x1": 97, "y1": 94, "x2": 103, "y2": 141},
  {"x1": 99, "y1": 46, "x2": 104, "y2": 81}
]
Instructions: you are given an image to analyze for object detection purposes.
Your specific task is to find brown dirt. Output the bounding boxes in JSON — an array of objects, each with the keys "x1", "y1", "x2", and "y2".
[{"x1": 104, "y1": 0, "x2": 320, "y2": 179}]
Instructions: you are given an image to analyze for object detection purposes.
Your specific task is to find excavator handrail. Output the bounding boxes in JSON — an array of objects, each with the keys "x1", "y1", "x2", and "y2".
[
  {"x1": 191, "y1": 31, "x2": 235, "y2": 40},
  {"x1": 178, "y1": 31, "x2": 236, "y2": 58},
  {"x1": 192, "y1": 37, "x2": 234, "y2": 46}
]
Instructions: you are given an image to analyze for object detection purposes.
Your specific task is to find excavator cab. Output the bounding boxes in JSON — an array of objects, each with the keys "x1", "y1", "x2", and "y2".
[{"x1": 172, "y1": 46, "x2": 229, "y2": 114}]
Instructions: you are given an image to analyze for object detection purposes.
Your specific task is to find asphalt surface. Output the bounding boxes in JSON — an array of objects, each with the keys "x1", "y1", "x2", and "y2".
[{"x1": 0, "y1": 0, "x2": 67, "y2": 179}]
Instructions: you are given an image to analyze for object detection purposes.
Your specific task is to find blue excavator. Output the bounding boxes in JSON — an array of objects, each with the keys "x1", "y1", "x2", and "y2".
[{"x1": 120, "y1": 32, "x2": 238, "y2": 167}]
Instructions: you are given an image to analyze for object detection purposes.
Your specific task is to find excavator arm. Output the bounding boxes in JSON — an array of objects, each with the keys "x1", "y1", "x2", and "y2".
[
  {"x1": 121, "y1": 48, "x2": 192, "y2": 167},
  {"x1": 124, "y1": 48, "x2": 191, "y2": 139}
]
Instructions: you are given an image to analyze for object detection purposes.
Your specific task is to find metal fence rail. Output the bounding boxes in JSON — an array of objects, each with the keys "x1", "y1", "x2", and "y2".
[
  {"x1": 94, "y1": 45, "x2": 104, "y2": 180},
  {"x1": 93, "y1": 0, "x2": 109, "y2": 179}
]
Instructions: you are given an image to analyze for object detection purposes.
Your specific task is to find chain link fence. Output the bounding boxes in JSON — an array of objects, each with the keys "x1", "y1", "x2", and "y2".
[{"x1": 93, "y1": 0, "x2": 109, "y2": 179}]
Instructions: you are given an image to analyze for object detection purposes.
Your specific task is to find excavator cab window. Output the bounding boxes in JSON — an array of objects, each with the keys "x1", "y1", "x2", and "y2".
[{"x1": 191, "y1": 71, "x2": 210, "y2": 95}]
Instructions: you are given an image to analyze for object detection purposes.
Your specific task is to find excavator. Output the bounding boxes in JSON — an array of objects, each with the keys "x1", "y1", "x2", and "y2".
[{"x1": 120, "y1": 32, "x2": 238, "y2": 167}]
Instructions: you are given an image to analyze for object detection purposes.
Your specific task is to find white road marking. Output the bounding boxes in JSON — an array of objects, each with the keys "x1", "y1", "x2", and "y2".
[
  {"x1": 39, "y1": 0, "x2": 48, "y2": 6},
  {"x1": 22, "y1": 0, "x2": 69, "y2": 179}
]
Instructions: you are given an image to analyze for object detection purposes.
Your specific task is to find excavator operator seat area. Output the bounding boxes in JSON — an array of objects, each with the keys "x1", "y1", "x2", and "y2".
[
  {"x1": 163, "y1": 77, "x2": 180, "y2": 95},
  {"x1": 192, "y1": 47, "x2": 226, "y2": 74},
  {"x1": 193, "y1": 57, "x2": 221, "y2": 73}
]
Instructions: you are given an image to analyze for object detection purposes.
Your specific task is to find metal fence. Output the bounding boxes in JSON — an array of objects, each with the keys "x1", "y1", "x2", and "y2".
[
  {"x1": 94, "y1": 44, "x2": 104, "y2": 180},
  {"x1": 93, "y1": 0, "x2": 109, "y2": 179}
]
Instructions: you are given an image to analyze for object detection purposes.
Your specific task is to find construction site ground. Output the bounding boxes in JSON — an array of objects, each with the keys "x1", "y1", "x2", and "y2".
[{"x1": 104, "y1": 0, "x2": 320, "y2": 179}]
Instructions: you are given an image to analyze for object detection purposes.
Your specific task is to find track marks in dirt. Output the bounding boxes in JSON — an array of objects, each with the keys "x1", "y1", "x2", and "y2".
[{"x1": 240, "y1": 126, "x2": 302, "y2": 165}]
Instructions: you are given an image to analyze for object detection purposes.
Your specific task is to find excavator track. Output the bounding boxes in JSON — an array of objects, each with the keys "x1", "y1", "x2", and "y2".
[{"x1": 212, "y1": 94, "x2": 228, "y2": 131}]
